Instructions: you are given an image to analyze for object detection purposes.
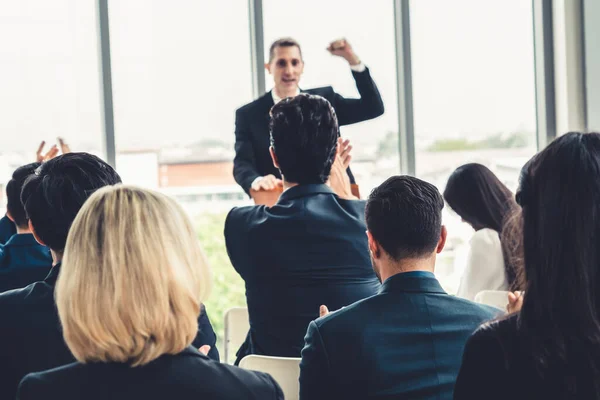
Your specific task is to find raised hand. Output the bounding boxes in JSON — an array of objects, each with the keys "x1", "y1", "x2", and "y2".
[{"x1": 327, "y1": 38, "x2": 361, "y2": 66}]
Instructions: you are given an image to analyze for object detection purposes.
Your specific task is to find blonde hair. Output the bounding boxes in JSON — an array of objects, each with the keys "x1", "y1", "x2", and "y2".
[{"x1": 56, "y1": 185, "x2": 211, "y2": 366}]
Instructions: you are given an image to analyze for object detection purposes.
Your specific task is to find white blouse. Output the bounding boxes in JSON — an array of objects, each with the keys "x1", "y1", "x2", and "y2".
[{"x1": 456, "y1": 228, "x2": 509, "y2": 301}]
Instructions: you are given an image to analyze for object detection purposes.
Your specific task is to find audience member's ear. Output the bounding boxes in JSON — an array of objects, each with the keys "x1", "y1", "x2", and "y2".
[
  {"x1": 29, "y1": 220, "x2": 46, "y2": 246},
  {"x1": 436, "y1": 226, "x2": 447, "y2": 254},
  {"x1": 6, "y1": 212, "x2": 14, "y2": 223},
  {"x1": 269, "y1": 146, "x2": 280, "y2": 169},
  {"x1": 366, "y1": 231, "x2": 381, "y2": 259}
]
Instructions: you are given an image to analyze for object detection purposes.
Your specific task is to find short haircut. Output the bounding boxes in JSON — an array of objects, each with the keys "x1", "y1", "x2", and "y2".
[
  {"x1": 366, "y1": 176, "x2": 444, "y2": 260},
  {"x1": 269, "y1": 94, "x2": 338, "y2": 184},
  {"x1": 21, "y1": 153, "x2": 122, "y2": 253},
  {"x1": 6, "y1": 163, "x2": 40, "y2": 228},
  {"x1": 268, "y1": 37, "x2": 303, "y2": 63},
  {"x1": 57, "y1": 185, "x2": 211, "y2": 366}
]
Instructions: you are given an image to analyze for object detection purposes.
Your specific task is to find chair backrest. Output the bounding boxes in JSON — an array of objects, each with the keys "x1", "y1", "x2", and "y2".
[
  {"x1": 224, "y1": 307, "x2": 250, "y2": 364},
  {"x1": 239, "y1": 355, "x2": 301, "y2": 400},
  {"x1": 474, "y1": 290, "x2": 509, "y2": 311},
  {"x1": 0, "y1": 267, "x2": 51, "y2": 293}
]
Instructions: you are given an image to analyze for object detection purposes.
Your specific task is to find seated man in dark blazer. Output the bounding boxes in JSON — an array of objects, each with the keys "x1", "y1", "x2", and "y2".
[
  {"x1": 299, "y1": 176, "x2": 499, "y2": 400},
  {"x1": 226, "y1": 94, "x2": 381, "y2": 364},
  {"x1": 0, "y1": 154, "x2": 220, "y2": 400},
  {"x1": 234, "y1": 37, "x2": 384, "y2": 194},
  {"x1": 0, "y1": 163, "x2": 52, "y2": 292}
]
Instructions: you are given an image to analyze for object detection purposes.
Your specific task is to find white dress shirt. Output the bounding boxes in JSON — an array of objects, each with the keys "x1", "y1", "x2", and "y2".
[{"x1": 456, "y1": 228, "x2": 509, "y2": 301}]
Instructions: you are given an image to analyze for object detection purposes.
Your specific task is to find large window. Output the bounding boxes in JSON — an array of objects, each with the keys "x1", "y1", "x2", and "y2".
[
  {"x1": 108, "y1": 0, "x2": 255, "y2": 345},
  {"x1": 0, "y1": 0, "x2": 104, "y2": 210},
  {"x1": 410, "y1": 0, "x2": 537, "y2": 291},
  {"x1": 263, "y1": 0, "x2": 400, "y2": 193}
]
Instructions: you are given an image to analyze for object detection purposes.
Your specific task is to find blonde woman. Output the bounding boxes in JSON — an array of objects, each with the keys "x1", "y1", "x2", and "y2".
[{"x1": 16, "y1": 186, "x2": 283, "y2": 400}]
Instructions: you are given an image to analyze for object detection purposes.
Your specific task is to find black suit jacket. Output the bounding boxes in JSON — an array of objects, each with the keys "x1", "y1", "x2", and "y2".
[
  {"x1": 0, "y1": 233, "x2": 52, "y2": 292},
  {"x1": 17, "y1": 346, "x2": 283, "y2": 400},
  {"x1": 233, "y1": 67, "x2": 385, "y2": 194},
  {"x1": 454, "y1": 314, "x2": 597, "y2": 400},
  {"x1": 0, "y1": 215, "x2": 16, "y2": 245},
  {"x1": 225, "y1": 184, "x2": 381, "y2": 364},
  {"x1": 0, "y1": 264, "x2": 219, "y2": 400},
  {"x1": 299, "y1": 272, "x2": 499, "y2": 400}
]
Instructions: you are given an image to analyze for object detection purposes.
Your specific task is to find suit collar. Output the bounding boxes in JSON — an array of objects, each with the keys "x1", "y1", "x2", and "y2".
[
  {"x1": 3, "y1": 233, "x2": 39, "y2": 247},
  {"x1": 44, "y1": 262, "x2": 61, "y2": 286},
  {"x1": 380, "y1": 271, "x2": 446, "y2": 295},
  {"x1": 277, "y1": 184, "x2": 335, "y2": 203}
]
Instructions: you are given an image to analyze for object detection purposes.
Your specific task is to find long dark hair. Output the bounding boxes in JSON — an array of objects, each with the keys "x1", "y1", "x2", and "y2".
[
  {"x1": 517, "y1": 132, "x2": 600, "y2": 396},
  {"x1": 443, "y1": 163, "x2": 520, "y2": 288}
]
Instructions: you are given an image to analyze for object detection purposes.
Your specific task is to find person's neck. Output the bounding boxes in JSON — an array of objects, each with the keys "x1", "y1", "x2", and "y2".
[
  {"x1": 16, "y1": 226, "x2": 32, "y2": 235},
  {"x1": 273, "y1": 86, "x2": 299, "y2": 100},
  {"x1": 379, "y1": 256, "x2": 435, "y2": 283},
  {"x1": 51, "y1": 250, "x2": 63, "y2": 267},
  {"x1": 282, "y1": 179, "x2": 299, "y2": 191}
]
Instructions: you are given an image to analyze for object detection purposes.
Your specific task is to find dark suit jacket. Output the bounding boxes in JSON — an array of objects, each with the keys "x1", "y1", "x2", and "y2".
[
  {"x1": 233, "y1": 67, "x2": 385, "y2": 194},
  {"x1": 0, "y1": 264, "x2": 219, "y2": 400},
  {"x1": 225, "y1": 184, "x2": 381, "y2": 364},
  {"x1": 0, "y1": 233, "x2": 52, "y2": 292},
  {"x1": 0, "y1": 215, "x2": 16, "y2": 245},
  {"x1": 17, "y1": 346, "x2": 283, "y2": 400},
  {"x1": 454, "y1": 314, "x2": 596, "y2": 400},
  {"x1": 299, "y1": 271, "x2": 499, "y2": 400}
]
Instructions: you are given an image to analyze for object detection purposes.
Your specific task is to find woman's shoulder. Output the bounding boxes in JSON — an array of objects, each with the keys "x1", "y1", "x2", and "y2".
[
  {"x1": 470, "y1": 228, "x2": 501, "y2": 248},
  {"x1": 470, "y1": 313, "x2": 519, "y2": 347}
]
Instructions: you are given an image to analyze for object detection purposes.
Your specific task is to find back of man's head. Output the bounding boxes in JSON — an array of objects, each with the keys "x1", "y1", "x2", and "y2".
[
  {"x1": 6, "y1": 163, "x2": 41, "y2": 229},
  {"x1": 366, "y1": 176, "x2": 444, "y2": 261},
  {"x1": 269, "y1": 94, "x2": 338, "y2": 184},
  {"x1": 21, "y1": 153, "x2": 122, "y2": 253}
]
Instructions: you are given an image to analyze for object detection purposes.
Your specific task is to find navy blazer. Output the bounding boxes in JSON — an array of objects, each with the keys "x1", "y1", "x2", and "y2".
[
  {"x1": 0, "y1": 215, "x2": 16, "y2": 245},
  {"x1": 225, "y1": 184, "x2": 381, "y2": 364},
  {"x1": 233, "y1": 67, "x2": 385, "y2": 194},
  {"x1": 0, "y1": 233, "x2": 52, "y2": 292},
  {"x1": 17, "y1": 347, "x2": 283, "y2": 400},
  {"x1": 299, "y1": 271, "x2": 499, "y2": 400},
  {"x1": 0, "y1": 264, "x2": 219, "y2": 400}
]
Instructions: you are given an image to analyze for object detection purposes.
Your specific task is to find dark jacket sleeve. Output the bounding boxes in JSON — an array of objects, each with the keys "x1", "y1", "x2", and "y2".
[
  {"x1": 299, "y1": 321, "x2": 332, "y2": 400},
  {"x1": 233, "y1": 108, "x2": 261, "y2": 195},
  {"x1": 191, "y1": 305, "x2": 220, "y2": 361},
  {"x1": 453, "y1": 329, "x2": 508, "y2": 400},
  {"x1": 0, "y1": 216, "x2": 16, "y2": 246},
  {"x1": 332, "y1": 67, "x2": 385, "y2": 126}
]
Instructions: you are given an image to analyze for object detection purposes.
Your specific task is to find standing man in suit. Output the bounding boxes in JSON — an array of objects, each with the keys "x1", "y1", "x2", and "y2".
[
  {"x1": 299, "y1": 176, "x2": 499, "y2": 400},
  {"x1": 234, "y1": 37, "x2": 385, "y2": 195},
  {"x1": 226, "y1": 94, "x2": 381, "y2": 364}
]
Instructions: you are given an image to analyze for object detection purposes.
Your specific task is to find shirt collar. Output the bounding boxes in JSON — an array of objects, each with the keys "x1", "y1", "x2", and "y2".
[
  {"x1": 379, "y1": 271, "x2": 446, "y2": 295},
  {"x1": 271, "y1": 88, "x2": 301, "y2": 105},
  {"x1": 3, "y1": 233, "x2": 42, "y2": 247}
]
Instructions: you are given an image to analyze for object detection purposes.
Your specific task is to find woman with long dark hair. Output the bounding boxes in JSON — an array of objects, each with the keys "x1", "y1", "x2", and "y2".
[
  {"x1": 454, "y1": 132, "x2": 600, "y2": 399},
  {"x1": 444, "y1": 163, "x2": 520, "y2": 300}
]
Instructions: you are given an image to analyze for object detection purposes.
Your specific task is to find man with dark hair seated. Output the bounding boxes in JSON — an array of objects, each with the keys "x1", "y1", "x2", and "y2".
[
  {"x1": 0, "y1": 153, "x2": 219, "y2": 400},
  {"x1": 299, "y1": 176, "x2": 499, "y2": 400},
  {"x1": 0, "y1": 163, "x2": 52, "y2": 292},
  {"x1": 225, "y1": 93, "x2": 380, "y2": 364}
]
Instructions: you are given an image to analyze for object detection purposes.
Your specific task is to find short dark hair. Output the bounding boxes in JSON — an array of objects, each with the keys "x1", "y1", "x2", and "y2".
[
  {"x1": 21, "y1": 153, "x2": 122, "y2": 253},
  {"x1": 269, "y1": 94, "x2": 338, "y2": 184},
  {"x1": 268, "y1": 37, "x2": 303, "y2": 63},
  {"x1": 6, "y1": 163, "x2": 41, "y2": 228},
  {"x1": 366, "y1": 176, "x2": 444, "y2": 260}
]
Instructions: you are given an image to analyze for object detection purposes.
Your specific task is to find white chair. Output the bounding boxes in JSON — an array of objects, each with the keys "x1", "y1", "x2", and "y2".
[
  {"x1": 239, "y1": 355, "x2": 301, "y2": 400},
  {"x1": 474, "y1": 290, "x2": 510, "y2": 311},
  {"x1": 224, "y1": 307, "x2": 250, "y2": 365}
]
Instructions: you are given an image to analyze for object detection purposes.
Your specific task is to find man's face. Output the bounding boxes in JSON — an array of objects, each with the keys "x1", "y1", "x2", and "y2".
[{"x1": 266, "y1": 46, "x2": 304, "y2": 94}]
